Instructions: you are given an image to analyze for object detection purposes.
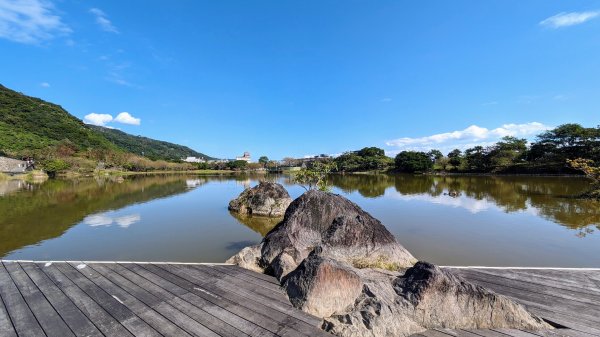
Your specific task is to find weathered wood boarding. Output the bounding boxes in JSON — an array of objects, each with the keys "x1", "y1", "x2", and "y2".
[
  {"x1": 1, "y1": 261, "x2": 599, "y2": 337},
  {"x1": 0, "y1": 261, "x2": 330, "y2": 337},
  {"x1": 413, "y1": 267, "x2": 600, "y2": 337}
]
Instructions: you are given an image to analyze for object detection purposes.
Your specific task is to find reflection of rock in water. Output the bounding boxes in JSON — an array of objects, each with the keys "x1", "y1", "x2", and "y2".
[{"x1": 229, "y1": 211, "x2": 281, "y2": 236}]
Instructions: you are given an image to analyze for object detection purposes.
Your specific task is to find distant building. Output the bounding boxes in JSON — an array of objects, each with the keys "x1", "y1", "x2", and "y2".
[
  {"x1": 235, "y1": 152, "x2": 252, "y2": 163},
  {"x1": 183, "y1": 156, "x2": 205, "y2": 163},
  {"x1": 0, "y1": 156, "x2": 32, "y2": 174}
]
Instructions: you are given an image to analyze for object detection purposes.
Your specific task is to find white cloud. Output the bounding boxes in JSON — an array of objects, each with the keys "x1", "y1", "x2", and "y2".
[
  {"x1": 0, "y1": 0, "x2": 71, "y2": 44},
  {"x1": 84, "y1": 113, "x2": 113, "y2": 126},
  {"x1": 114, "y1": 112, "x2": 140, "y2": 125},
  {"x1": 89, "y1": 7, "x2": 118, "y2": 33},
  {"x1": 83, "y1": 112, "x2": 141, "y2": 126},
  {"x1": 40, "y1": 82, "x2": 50, "y2": 87},
  {"x1": 385, "y1": 122, "x2": 551, "y2": 154},
  {"x1": 540, "y1": 11, "x2": 600, "y2": 28}
]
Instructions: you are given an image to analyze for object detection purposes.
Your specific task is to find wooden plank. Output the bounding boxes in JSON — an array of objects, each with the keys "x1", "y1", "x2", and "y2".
[
  {"x1": 491, "y1": 329, "x2": 541, "y2": 337},
  {"x1": 420, "y1": 330, "x2": 456, "y2": 337},
  {"x1": 2, "y1": 261, "x2": 76, "y2": 337},
  {"x1": 116, "y1": 263, "x2": 251, "y2": 337},
  {"x1": 70, "y1": 262, "x2": 192, "y2": 337},
  {"x1": 183, "y1": 264, "x2": 322, "y2": 327},
  {"x1": 53, "y1": 262, "x2": 161, "y2": 337},
  {"x1": 225, "y1": 265, "x2": 281, "y2": 285},
  {"x1": 438, "y1": 329, "x2": 487, "y2": 337},
  {"x1": 462, "y1": 330, "x2": 512, "y2": 337},
  {"x1": 139, "y1": 263, "x2": 280, "y2": 337},
  {"x1": 38, "y1": 262, "x2": 134, "y2": 337},
  {"x1": 173, "y1": 264, "x2": 325, "y2": 331},
  {"x1": 18, "y1": 262, "x2": 103, "y2": 337},
  {"x1": 0, "y1": 287, "x2": 17, "y2": 337},
  {"x1": 0, "y1": 263, "x2": 43, "y2": 337},
  {"x1": 452, "y1": 268, "x2": 600, "y2": 301},
  {"x1": 453, "y1": 270, "x2": 600, "y2": 324},
  {"x1": 88, "y1": 263, "x2": 222, "y2": 337},
  {"x1": 210, "y1": 265, "x2": 285, "y2": 295},
  {"x1": 193, "y1": 265, "x2": 290, "y2": 306}
]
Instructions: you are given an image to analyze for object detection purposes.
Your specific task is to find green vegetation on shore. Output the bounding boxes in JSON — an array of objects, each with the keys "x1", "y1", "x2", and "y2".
[
  {"x1": 89, "y1": 125, "x2": 212, "y2": 162},
  {"x1": 330, "y1": 124, "x2": 599, "y2": 177},
  {"x1": 0, "y1": 84, "x2": 213, "y2": 175}
]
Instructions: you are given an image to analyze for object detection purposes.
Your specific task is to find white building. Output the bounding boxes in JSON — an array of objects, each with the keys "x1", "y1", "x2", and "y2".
[
  {"x1": 183, "y1": 156, "x2": 205, "y2": 163},
  {"x1": 235, "y1": 152, "x2": 251, "y2": 163}
]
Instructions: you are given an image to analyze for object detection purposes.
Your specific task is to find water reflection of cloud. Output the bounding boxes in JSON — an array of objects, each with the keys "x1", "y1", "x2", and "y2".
[
  {"x1": 83, "y1": 213, "x2": 141, "y2": 228},
  {"x1": 186, "y1": 179, "x2": 203, "y2": 188},
  {"x1": 388, "y1": 192, "x2": 495, "y2": 214},
  {"x1": 388, "y1": 191, "x2": 548, "y2": 217}
]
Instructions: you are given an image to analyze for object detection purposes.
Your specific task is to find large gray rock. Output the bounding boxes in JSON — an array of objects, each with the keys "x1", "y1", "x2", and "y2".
[
  {"x1": 297, "y1": 260, "x2": 552, "y2": 337},
  {"x1": 261, "y1": 190, "x2": 417, "y2": 279},
  {"x1": 228, "y1": 190, "x2": 551, "y2": 337},
  {"x1": 228, "y1": 181, "x2": 292, "y2": 217}
]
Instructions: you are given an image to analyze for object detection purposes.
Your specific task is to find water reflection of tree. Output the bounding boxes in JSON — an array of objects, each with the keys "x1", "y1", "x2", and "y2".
[
  {"x1": 330, "y1": 174, "x2": 600, "y2": 234},
  {"x1": 0, "y1": 175, "x2": 201, "y2": 257},
  {"x1": 329, "y1": 174, "x2": 394, "y2": 198},
  {"x1": 229, "y1": 211, "x2": 281, "y2": 236}
]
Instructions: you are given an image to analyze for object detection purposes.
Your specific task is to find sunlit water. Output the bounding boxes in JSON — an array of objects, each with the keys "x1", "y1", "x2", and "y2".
[{"x1": 1, "y1": 174, "x2": 599, "y2": 267}]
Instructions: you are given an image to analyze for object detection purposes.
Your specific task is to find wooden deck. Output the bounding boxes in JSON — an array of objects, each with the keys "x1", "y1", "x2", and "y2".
[
  {"x1": 0, "y1": 260, "x2": 330, "y2": 337},
  {"x1": 1, "y1": 261, "x2": 599, "y2": 337},
  {"x1": 414, "y1": 267, "x2": 600, "y2": 337}
]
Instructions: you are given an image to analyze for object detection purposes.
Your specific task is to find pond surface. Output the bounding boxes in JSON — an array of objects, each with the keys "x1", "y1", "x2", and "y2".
[{"x1": 1, "y1": 173, "x2": 599, "y2": 267}]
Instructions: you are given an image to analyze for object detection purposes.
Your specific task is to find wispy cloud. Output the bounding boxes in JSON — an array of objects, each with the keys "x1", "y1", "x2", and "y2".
[
  {"x1": 0, "y1": 0, "x2": 71, "y2": 44},
  {"x1": 40, "y1": 82, "x2": 50, "y2": 87},
  {"x1": 84, "y1": 112, "x2": 141, "y2": 126},
  {"x1": 89, "y1": 7, "x2": 118, "y2": 33},
  {"x1": 385, "y1": 122, "x2": 551, "y2": 154},
  {"x1": 380, "y1": 98, "x2": 392, "y2": 103},
  {"x1": 540, "y1": 11, "x2": 600, "y2": 28}
]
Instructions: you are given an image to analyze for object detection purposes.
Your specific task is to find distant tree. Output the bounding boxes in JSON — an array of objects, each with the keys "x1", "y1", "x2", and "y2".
[
  {"x1": 227, "y1": 160, "x2": 247, "y2": 170},
  {"x1": 282, "y1": 157, "x2": 297, "y2": 167},
  {"x1": 334, "y1": 147, "x2": 392, "y2": 172},
  {"x1": 427, "y1": 149, "x2": 443, "y2": 162},
  {"x1": 464, "y1": 146, "x2": 487, "y2": 172},
  {"x1": 447, "y1": 149, "x2": 463, "y2": 168},
  {"x1": 258, "y1": 156, "x2": 269, "y2": 164},
  {"x1": 294, "y1": 162, "x2": 337, "y2": 191},
  {"x1": 42, "y1": 159, "x2": 70, "y2": 177},
  {"x1": 567, "y1": 158, "x2": 600, "y2": 199},
  {"x1": 394, "y1": 151, "x2": 433, "y2": 173},
  {"x1": 357, "y1": 147, "x2": 385, "y2": 157},
  {"x1": 487, "y1": 136, "x2": 528, "y2": 170}
]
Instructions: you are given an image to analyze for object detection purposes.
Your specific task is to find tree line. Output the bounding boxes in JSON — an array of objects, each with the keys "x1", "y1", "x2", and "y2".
[{"x1": 334, "y1": 124, "x2": 600, "y2": 175}]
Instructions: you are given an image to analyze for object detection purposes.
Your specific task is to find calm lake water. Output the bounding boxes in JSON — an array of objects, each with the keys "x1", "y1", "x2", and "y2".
[{"x1": 1, "y1": 173, "x2": 599, "y2": 267}]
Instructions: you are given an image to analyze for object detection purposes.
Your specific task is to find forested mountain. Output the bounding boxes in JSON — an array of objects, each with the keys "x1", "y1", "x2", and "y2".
[
  {"x1": 0, "y1": 84, "x2": 211, "y2": 161},
  {"x1": 0, "y1": 84, "x2": 114, "y2": 154},
  {"x1": 89, "y1": 125, "x2": 212, "y2": 161}
]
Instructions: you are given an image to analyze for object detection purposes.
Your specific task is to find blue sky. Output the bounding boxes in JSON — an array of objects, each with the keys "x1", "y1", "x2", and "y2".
[{"x1": 1, "y1": 0, "x2": 599, "y2": 159}]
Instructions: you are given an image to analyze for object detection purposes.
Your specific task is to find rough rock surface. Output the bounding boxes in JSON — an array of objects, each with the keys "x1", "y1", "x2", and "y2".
[
  {"x1": 318, "y1": 261, "x2": 551, "y2": 337},
  {"x1": 261, "y1": 190, "x2": 417, "y2": 279},
  {"x1": 228, "y1": 190, "x2": 552, "y2": 337},
  {"x1": 228, "y1": 181, "x2": 292, "y2": 217},
  {"x1": 225, "y1": 244, "x2": 263, "y2": 273},
  {"x1": 284, "y1": 251, "x2": 363, "y2": 317}
]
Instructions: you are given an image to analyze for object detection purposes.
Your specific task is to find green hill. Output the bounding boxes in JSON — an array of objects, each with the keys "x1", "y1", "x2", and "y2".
[
  {"x1": 0, "y1": 84, "x2": 114, "y2": 154},
  {"x1": 0, "y1": 84, "x2": 212, "y2": 161},
  {"x1": 89, "y1": 125, "x2": 213, "y2": 161}
]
